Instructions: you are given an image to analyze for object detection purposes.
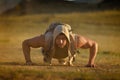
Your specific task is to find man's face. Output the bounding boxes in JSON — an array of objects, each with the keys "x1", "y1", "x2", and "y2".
[{"x1": 55, "y1": 33, "x2": 67, "y2": 48}]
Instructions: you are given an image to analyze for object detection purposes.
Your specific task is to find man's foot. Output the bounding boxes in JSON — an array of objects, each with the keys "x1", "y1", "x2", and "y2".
[
  {"x1": 58, "y1": 59, "x2": 67, "y2": 65},
  {"x1": 43, "y1": 57, "x2": 52, "y2": 65},
  {"x1": 68, "y1": 61, "x2": 74, "y2": 66}
]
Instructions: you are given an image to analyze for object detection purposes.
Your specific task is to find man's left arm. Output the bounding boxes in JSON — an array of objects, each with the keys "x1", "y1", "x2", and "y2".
[{"x1": 76, "y1": 35, "x2": 98, "y2": 67}]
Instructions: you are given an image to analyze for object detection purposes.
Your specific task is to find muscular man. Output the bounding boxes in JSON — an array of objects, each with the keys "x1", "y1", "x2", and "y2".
[{"x1": 22, "y1": 23, "x2": 98, "y2": 67}]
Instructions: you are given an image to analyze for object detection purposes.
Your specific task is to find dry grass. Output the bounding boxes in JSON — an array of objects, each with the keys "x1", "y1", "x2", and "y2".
[{"x1": 0, "y1": 10, "x2": 120, "y2": 80}]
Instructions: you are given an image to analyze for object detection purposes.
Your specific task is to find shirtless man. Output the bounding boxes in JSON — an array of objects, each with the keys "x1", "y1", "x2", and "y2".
[{"x1": 22, "y1": 23, "x2": 98, "y2": 67}]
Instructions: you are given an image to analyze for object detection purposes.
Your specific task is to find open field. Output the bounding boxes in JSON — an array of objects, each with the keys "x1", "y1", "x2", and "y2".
[{"x1": 0, "y1": 10, "x2": 120, "y2": 80}]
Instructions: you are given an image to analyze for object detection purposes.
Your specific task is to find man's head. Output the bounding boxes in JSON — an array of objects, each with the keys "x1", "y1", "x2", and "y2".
[
  {"x1": 53, "y1": 24, "x2": 71, "y2": 48},
  {"x1": 55, "y1": 33, "x2": 68, "y2": 48}
]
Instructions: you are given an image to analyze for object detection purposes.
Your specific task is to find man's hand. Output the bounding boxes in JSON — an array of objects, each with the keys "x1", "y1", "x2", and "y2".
[
  {"x1": 85, "y1": 64, "x2": 96, "y2": 68},
  {"x1": 25, "y1": 61, "x2": 33, "y2": 65}
]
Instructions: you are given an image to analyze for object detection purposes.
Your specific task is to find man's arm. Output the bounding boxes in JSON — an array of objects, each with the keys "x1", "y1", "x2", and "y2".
[
  {"x1": 76, "y1": 35, "x2": 98, "y2": 67},
  {"x1": 22, "y1": 34, "x2": 45, "y2": 65}
]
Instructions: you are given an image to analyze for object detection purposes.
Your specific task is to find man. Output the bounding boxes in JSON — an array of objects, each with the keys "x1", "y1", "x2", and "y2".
[{"x1": 22, "y1": 23, "x2": 98, "y2": 67}]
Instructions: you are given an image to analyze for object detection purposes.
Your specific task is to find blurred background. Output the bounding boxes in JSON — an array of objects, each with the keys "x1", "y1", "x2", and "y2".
[{"x1": 0, "y1": 0, "x2": 119, "y2": 15}]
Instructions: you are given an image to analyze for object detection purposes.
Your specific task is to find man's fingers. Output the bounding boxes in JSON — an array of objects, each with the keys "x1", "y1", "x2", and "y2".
[
  {"x1": 25, "y1": 61, "x2": 33, "y2": 65},
  {"x1": 85, "y1": 64, "x2": 96, "y2": 68}
]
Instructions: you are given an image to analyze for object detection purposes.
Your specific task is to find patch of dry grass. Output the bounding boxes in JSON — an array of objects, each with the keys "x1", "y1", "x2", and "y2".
[{"x1": 0, "y1": 10, "x2": 120, "y2": 80}]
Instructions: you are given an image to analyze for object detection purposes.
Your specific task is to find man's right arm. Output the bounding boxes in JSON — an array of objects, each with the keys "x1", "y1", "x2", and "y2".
[{"x1": 22, "y1": 34, "x2": 45, "y2": 65}]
